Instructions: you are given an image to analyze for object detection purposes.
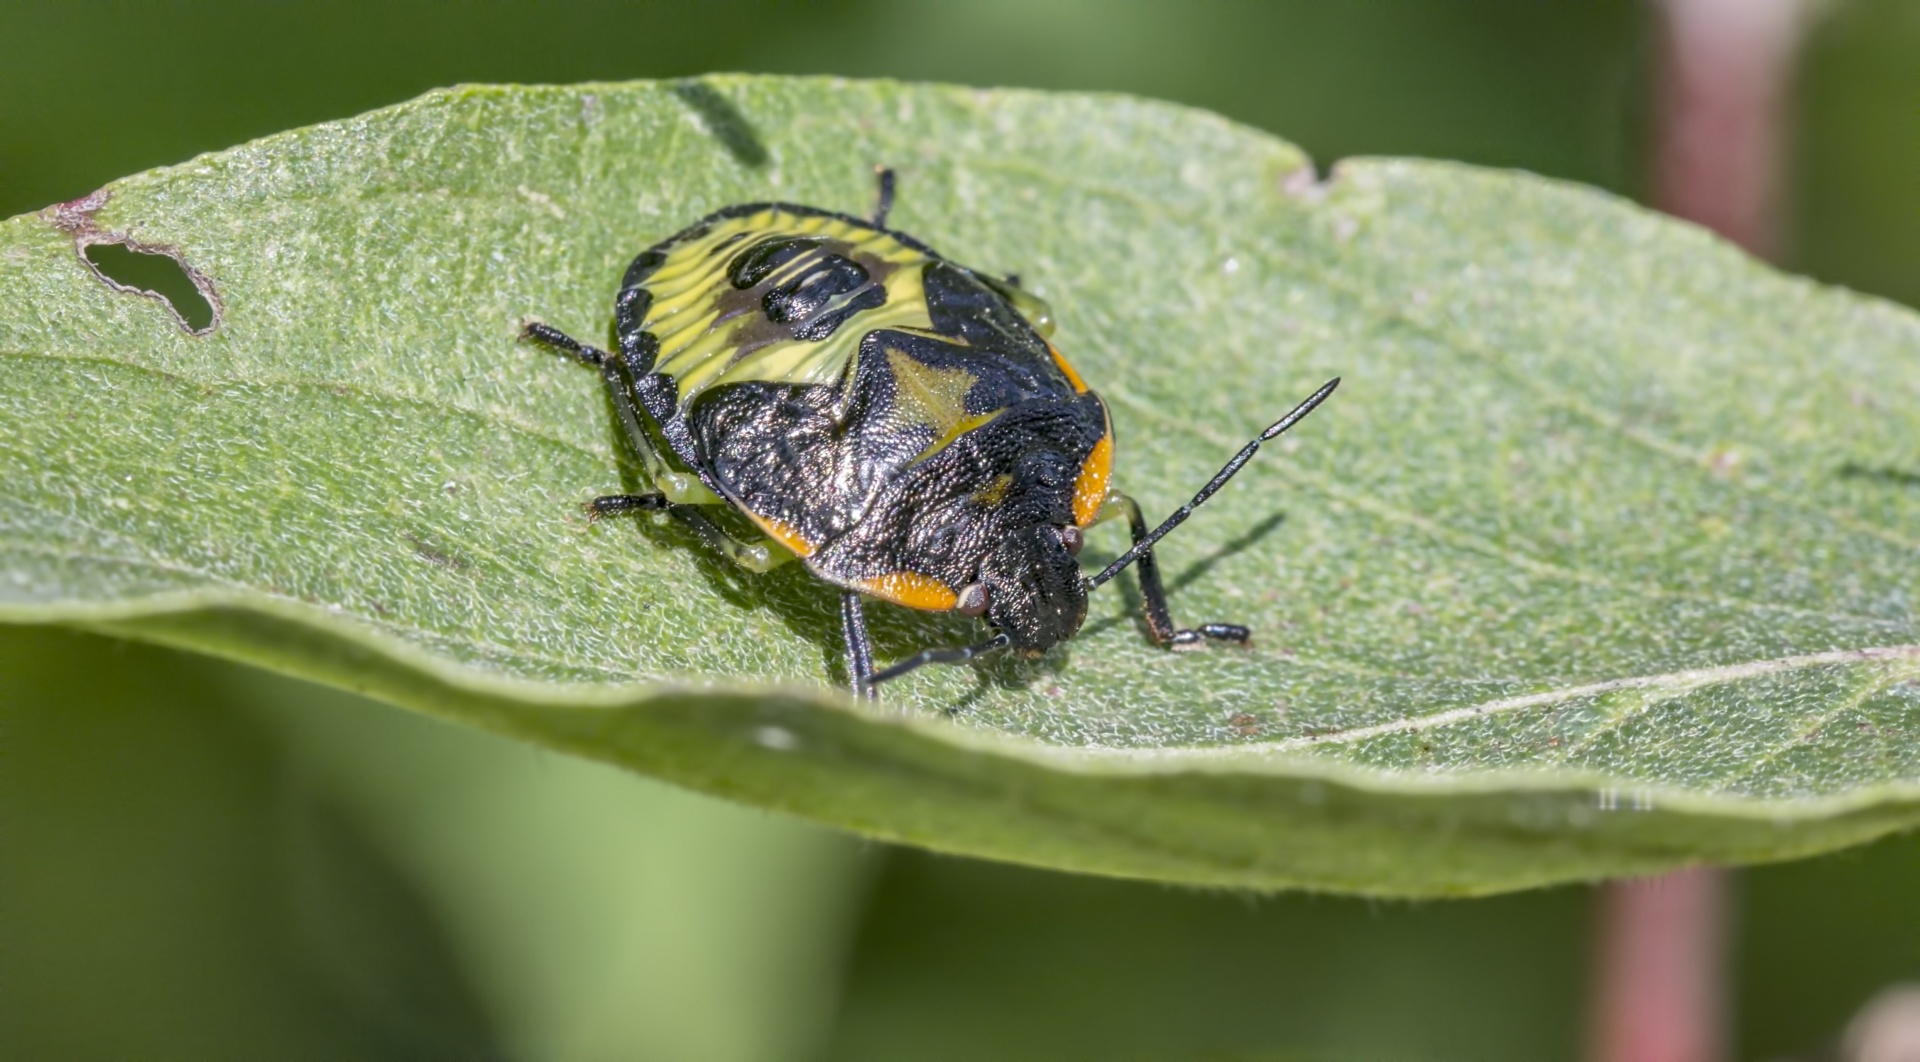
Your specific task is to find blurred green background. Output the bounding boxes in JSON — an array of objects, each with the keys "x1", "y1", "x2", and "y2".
[{"x1": 4, "y1": 2, "x2": 1918, "y2": 1058}]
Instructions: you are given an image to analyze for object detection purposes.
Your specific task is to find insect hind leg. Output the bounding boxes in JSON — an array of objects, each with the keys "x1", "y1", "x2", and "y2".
[
  {"x1": 585, "y1": 491, "x2": 792, "y2": 573},
  {"x1": 522, "y1": 320, "x2": 606, "y2": 366},
  {"x1": 585, "y1": 493, "x2": 670, "y2": 519}
]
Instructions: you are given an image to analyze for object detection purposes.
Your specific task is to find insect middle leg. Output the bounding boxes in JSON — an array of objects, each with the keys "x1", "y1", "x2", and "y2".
[
  {"x1": 524, "y1": 321, "x2": 791, "y2": 574},
  {"x1": 1096, "y1": 492, "x2": 1251, "y2": 650}
]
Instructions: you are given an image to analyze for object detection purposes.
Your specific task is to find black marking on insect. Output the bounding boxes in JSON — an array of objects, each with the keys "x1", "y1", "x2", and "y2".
[{"x1": 523, "y1": 167, "x2": 1339, "y2": 698}]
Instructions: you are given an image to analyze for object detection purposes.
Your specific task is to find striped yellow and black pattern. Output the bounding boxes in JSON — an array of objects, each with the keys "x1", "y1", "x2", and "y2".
[{"x1": 624, "y1": 205, "x2": 941, "y2": 404}]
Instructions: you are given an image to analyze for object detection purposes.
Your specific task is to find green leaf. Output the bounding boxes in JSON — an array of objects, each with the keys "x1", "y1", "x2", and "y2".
[{"x1": 5, "y1": 77, "x2": 1920, "y2": 896}]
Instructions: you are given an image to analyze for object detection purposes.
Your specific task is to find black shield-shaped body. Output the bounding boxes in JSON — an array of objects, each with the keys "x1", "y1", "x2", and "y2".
[{"x1": 616, "y1": 203, "x2": 1115, "y2": 651}]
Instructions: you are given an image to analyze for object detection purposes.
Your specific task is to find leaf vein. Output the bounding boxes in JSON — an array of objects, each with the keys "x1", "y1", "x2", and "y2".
[{"x1": 1257, "y1": 644, "x2": 1920, "y2": 754}]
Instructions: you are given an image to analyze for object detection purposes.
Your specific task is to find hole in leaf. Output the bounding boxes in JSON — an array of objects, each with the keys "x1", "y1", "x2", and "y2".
[{"x1": 83, "y1": 241, "x2": 217, "y2": 333}]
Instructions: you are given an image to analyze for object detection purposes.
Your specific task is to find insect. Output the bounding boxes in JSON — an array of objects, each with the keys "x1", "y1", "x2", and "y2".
[{"x1": 524, "y1": 168, "x2": 1337, "y2": 697}]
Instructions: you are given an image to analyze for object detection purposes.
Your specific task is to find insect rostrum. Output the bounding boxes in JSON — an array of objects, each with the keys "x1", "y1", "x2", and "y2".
[{"x1": 524, "y1": 169, "x2": 1337, "y2": 698}]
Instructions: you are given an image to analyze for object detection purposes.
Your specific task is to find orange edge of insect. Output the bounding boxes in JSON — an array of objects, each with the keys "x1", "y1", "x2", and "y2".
[
  {"x1": 1046, "y1": 342, "x2": 1089, "y2": 394},
  {"x1": 1072, "y1": 433, "x2": 1113, "y2": 528},
  {"x1": 743, "y1": 510, "x2": 816, "y2": 558},
  {"x1": 859, "y1": 571, "x2": 960, "y2": 612}
]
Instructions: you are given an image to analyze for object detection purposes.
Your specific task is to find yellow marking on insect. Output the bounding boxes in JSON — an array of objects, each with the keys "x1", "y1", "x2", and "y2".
[
  {"x1": 703, "y1": 270, "x2": 932, "y2": 393},
  {"x1": 761, "y1": 243, "x2": 828, "y2": 289},
  {"x1": 886, "y1": 348, "x2": 976, "y2": 438},
  {"x1": 972, "y1": 473, "x2": 1014, "y2": 508},
  {"x1": 637, "y1": 210, "x2": 946, "y2": 404},
  {"x1": 1072, "y1": 433, "x2": 1113, "y2": 527},
  {"x1": 1046, "y1": 342, "x2": 1089, "y2": 394},
  {"x1": 919, "y1": 409, "x2": 1004, "y2": 463},
  {"x1": 860, "y1": 571, "x2": 959, "y2": 611}
]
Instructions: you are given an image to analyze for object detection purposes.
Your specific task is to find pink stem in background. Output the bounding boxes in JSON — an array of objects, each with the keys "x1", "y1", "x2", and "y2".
[
  {"x1": 1590, "y1": 868, "x2": 1734, "y2": 1062},
  {"x1": 1588, "y1": 3, "x2": 1816, "y2": 1062},
  {"x1": 1649, "y1": 0, "x2": 1811, "y2": 258}
]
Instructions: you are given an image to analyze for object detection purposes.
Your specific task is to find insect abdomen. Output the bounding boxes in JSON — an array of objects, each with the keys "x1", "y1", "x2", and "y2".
[{"x1": 625, "y1": 206, "x2": 941, "y2": 406}]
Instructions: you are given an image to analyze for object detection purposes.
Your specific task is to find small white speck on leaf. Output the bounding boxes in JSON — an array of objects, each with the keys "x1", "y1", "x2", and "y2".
[
  {"x1": 754, "y1": 725, "x2": 800, "y2": 751},
  {"x1": 516, "y1": 184, "x2": 566, "y2": 220}
]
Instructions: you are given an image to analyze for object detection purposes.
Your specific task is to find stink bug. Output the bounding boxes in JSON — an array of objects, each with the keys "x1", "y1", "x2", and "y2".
[{"x1": 524, "y1": 169, "x2": 1337, "y2": 697}]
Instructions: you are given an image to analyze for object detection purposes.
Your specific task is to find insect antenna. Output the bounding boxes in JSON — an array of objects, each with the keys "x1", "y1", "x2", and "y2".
[
  {"x1": 1088, "y1": 377, "x2": 1341, "y2": 591},
  {"x1": 870, "y1": 632, "x2": 1011, "y2": 686}
]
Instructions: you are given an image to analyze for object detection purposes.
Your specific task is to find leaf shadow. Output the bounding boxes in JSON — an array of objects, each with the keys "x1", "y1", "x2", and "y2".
[{"x1": 671, "y1": 80, "x2": 770, "y2": 170}]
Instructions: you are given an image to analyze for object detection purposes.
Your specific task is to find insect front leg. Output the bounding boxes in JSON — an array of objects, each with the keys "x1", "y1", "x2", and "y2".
[{"x1": 1097, "y1": 492, "x2": 1251, "y2": 651}]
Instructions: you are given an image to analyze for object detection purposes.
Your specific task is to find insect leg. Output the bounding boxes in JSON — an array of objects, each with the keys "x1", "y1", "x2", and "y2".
[
  {"x1": 841, "y1": 590, "x2": 878, "y2": 699},
  {"x1": 584, "y1": 489, "x2": 792, "y2": 572},
  {"x1": 523, "y1": 320, "x2": 719, "y2": 505},
  {"x1": 587, "y1": 370, "x2": 793, "y2": 570},
  {"x1": 870, "y1": 633, "x2": 1012, "y2": 686},
  {"x1": 522, "y1": 320, "x2": 604, "y2": 366},
  {"x1": 583, "y1": 490, "x2": 792, "y2": 572},
  {"x1": 1099, "y1": 492, "x2": 1246, "y2": 650},
  {"x1": 670, "y1": 508, "x2": 795, "y2": 572},
  {"x1": 528, "y1": 320, "x2": 794, "y2": 571},
  {"x1": 585, "y1": 493, "x2": 670, "y2": 520},
  {"x1": 526, "y1": 321, "x2": 797, "y2": 575},
  {"x1": 871, "y1": 166, "x2": 896, "y2": 229},
  {"x1": 1088, "y1": 377, "x2": 1340, "y2": 592}
]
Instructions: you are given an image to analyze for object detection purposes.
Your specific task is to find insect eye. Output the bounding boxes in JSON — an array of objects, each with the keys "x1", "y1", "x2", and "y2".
[
  {"x1": 1059, "y1": 526, "x2": 1084, "y2": 554},
  {"x1": 955, "y1": 582, "x2": 990, "y2": 616}
]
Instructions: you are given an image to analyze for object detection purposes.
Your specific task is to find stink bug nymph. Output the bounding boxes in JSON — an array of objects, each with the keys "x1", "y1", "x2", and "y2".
[{"x1": 524, "y1": 169, "x2": 1338, "y2": 697}]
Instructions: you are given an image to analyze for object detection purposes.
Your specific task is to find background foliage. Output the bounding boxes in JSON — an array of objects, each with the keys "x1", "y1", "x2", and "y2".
[{"x1": 5, "y1": 2, "x2": 1920, "y2": 1059}]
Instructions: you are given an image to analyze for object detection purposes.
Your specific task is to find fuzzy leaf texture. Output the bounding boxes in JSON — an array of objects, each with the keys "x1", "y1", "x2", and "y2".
[{"x1": 4, "y1": 78, "x2": 1919, "y2": 895}]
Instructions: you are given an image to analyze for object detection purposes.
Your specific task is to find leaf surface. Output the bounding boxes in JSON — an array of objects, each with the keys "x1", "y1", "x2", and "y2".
[{"x1": 6, "y1": 77, "x2": 1920, "y2": 894}]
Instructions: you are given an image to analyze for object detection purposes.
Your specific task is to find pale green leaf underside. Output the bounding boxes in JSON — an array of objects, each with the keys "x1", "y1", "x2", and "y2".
[{"x1": 5, "y1": 78, "x2": 1920, "y2": 895}]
